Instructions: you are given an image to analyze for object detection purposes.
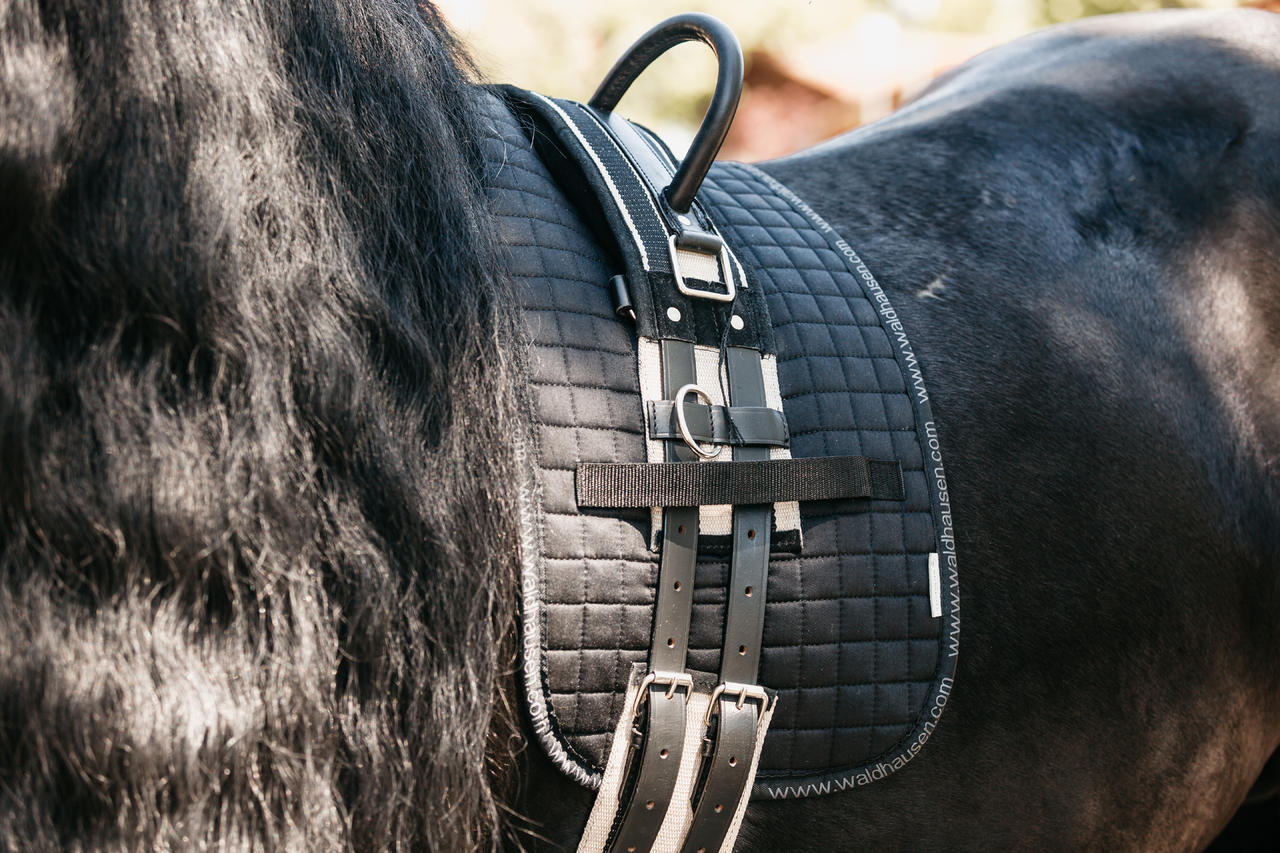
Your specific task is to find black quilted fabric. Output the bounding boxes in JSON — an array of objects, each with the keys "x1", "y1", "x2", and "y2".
[{"x1": 479, "y1": 91, "x2": 958, "y2": 798}]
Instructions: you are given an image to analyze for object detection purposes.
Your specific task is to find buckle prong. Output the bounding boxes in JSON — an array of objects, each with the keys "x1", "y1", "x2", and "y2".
[{"x1": 631, "y1": 670, "x2": 695, "y2": 720}]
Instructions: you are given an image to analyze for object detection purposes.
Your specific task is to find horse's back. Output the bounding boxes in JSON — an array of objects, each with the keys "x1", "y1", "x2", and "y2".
[{"x1": 743, "y1": 9, "x2": 1280, "y2": 851}]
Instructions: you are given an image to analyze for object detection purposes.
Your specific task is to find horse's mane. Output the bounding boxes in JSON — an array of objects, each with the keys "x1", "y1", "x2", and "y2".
[{"x1": 0, "y1": 1, "x2": 521, "y2": 848}]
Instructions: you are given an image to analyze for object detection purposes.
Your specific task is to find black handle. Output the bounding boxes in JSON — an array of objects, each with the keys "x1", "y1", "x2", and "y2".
[{"x1": 589, "y1": 13, "x2": 743, "y2": 214}]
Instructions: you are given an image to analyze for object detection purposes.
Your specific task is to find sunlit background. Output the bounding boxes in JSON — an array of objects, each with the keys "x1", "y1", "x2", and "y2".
[{"x1": 439, "y1": 0, "x2": 1269, "y2": 159}]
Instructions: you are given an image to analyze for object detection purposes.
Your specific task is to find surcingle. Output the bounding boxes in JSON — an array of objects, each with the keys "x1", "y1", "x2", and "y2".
[{"x1": 478, "y1": 13, "x2": 959, "y2": 852}]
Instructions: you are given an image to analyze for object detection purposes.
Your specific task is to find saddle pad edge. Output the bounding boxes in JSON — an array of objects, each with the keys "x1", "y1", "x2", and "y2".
[{"x1": 728, "y1": 162, "x2": 960, "y2": 798}]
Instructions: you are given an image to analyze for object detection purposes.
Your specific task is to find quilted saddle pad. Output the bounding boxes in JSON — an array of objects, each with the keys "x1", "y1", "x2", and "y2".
[{"x1": 478, "y1": 90, "x2": 960, "y2": 799}]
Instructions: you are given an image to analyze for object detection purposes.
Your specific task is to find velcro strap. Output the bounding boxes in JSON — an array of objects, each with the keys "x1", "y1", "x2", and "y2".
[
  {"x1": 576, "y1": 457, "x2": 905, "y2": 508},
  {"x1": 647, "y1": 400, "x2": 789, "y2": 447}
]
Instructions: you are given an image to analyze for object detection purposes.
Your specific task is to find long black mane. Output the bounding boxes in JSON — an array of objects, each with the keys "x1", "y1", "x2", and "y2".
[{"x1": 0, "y1": 1, "x2": 521, "y2": 847}]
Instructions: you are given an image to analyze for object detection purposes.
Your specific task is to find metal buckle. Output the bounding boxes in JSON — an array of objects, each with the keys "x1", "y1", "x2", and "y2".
[
  {"x1": 702, "y1": 681, "x2": 774, "y2": 728},
  {"x1": 672, "y1": 383, "x2": 722, "y2": 459},
  {"x1": 630, "y1": 670, "x2": 695, "y2": 720},
  {"x1": 667, "y1": 232, "x2": 736, "y2": 303}
]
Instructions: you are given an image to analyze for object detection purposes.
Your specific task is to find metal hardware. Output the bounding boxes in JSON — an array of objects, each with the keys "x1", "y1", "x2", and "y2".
[
  {"x1": 668, "y1": 233, "x2": 736, "y2": 303},
  {"x1": 630, "y1": 670, "x2": 696, "y2": 721},
  {"x1": 702, "y1": 681, "x2": 773, "y2": 727},
  {"x1": 672, "y1": 384, "x2": 723, "y2": 459}
]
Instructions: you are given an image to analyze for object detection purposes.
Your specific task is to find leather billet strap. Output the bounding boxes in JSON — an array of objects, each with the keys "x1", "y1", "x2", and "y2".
[
  {"x1": 679, "y1": 346, "x2": 774, "y2": 853},
  {"x1": 681, "y1": 687, "x2": 770, "y2": 853},
  {"x1": 608, "y1": 341, "x2": 701, "y2": 853}
]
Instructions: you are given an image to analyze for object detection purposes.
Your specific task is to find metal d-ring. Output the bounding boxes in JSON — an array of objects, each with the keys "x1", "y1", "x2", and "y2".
[
  {"x1": 673, "y1": 383, "x2": 722, "y2": 460},
  {"x1": 588, "y1": 13, "x2": 743, "y2": 214}
]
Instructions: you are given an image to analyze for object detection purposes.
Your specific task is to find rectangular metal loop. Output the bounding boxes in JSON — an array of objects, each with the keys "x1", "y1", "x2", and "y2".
[{"x1": 668, "y1": 232, "x2": 736, "y2": 302}]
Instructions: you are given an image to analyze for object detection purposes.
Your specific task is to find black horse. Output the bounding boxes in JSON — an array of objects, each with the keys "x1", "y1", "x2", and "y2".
[{"x1": 0, "y1": 2, "x2": 1275, "y2": 850}]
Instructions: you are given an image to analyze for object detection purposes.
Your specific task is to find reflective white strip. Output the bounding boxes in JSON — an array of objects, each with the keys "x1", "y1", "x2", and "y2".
[
  {"x1": 929, "y1": 551, "x2": 942, "y2": 618},
  {"x1": 531, "y1": 93, "x2": 652, "y2": 270}
]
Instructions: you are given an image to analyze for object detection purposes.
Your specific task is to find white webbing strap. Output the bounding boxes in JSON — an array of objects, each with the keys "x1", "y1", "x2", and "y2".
[
  {"x1": 636, "y1": 340, "x2": 801, "y2": 548},
  {"x1": 577, "y1": 664, "x2": 774, "y2": 853}
]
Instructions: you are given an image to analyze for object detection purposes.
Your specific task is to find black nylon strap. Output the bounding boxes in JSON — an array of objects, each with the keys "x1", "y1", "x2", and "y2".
[
  {"x1": 591, "y1": 107, "x2": 715, "y2": 238},
  {"x1": 577, "y1": 456, "x2": 905, "y2": 508},
  {"x1": 647, "y1": 400, "x2": 789, "y2": 448}
]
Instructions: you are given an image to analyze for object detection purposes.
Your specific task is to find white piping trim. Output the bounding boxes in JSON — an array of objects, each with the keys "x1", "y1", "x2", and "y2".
[
  {"x1": 515, "y1": 422, "x2": 602, "y2": 789},
  {"x1": 531, "y1": 93, "x2": 653, "y2": 270}
]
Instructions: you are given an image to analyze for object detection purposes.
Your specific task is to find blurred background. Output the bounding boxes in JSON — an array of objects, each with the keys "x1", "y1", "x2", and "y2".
[{"x1": 438, "y1": 0, "x2": 1272, "y2": 160}]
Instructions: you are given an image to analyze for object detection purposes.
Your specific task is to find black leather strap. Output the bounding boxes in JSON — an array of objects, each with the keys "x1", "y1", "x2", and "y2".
[
  {"x1": 719, "y1": 347, "x2": 772, "y2": 685},
  {"x1": 587, "y1": 12, "x2": 743, "y2": 214},
  {"x1": 650, "y1": 340, "x2": 701, "y2": 669},
  {"x1": 681, "y1": 346, "x2": 774, "y2": 853},
  {"x1": 609, "y1": 677, "x2": 690, "y2": 853},
  {"x1": 609, "y1": 339, "x2": 700, "y2": 853},
  {"x1": 680, "y1": 697, "x2": 759, "y2": 853},
  {"x1": 647, "y1": 400, "x2": 789, "y2": 448}
]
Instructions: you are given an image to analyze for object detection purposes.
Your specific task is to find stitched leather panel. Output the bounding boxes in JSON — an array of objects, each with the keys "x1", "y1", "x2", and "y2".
[{"x1": 480, "y1": 91, "x2": 959, "y2": 797}]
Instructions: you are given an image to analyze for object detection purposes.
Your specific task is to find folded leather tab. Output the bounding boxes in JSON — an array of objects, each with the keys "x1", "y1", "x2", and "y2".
[
  {"x1": 647, "y1": 400, "x2": 789, "y2": 447},
  {"x1": 576, "y1": 456, "x2": 905, "y2": 508}
]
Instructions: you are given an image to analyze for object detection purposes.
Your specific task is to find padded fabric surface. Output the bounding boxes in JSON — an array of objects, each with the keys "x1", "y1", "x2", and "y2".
[{"x1": 479, "y1": 91, "x2": 959, "y2": 799}]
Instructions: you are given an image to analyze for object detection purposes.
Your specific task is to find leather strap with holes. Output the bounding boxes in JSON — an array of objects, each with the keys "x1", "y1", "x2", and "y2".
[
  {"x1": 680, "y1": 346, "x2": 774, "y2": 853},
  {"x1": 607, "y1": 340, "x2": 701, "y2": 853}
]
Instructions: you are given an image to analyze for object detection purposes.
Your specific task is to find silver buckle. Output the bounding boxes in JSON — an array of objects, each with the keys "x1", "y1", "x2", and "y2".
[
  {"x1": 630, "y1": 670, "x2": 695, "y2": 719},
  {"x1": 702, "y1": 681, "x2": 774, "y2": 727},
  {"x1": 667, "y1": 232, "x2": 736, "y2": 303}
]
